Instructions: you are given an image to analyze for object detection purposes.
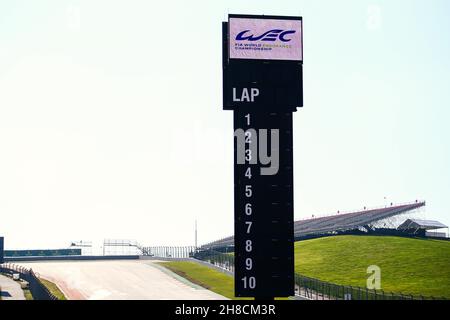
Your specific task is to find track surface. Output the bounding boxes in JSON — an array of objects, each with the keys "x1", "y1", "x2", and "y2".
[
  {"x1": 0, "y1": 274, "x2": 26, "y2": 300},
  {"x1": 17, "y1": 260, "x2": 226, "y2": 300}
]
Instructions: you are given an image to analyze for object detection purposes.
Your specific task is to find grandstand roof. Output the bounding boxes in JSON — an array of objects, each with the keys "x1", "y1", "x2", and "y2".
[
  {"x1": 202, "y1": 201, "x2": 426, "y2": 249},
  {"x1": 398, "y1": 219, "x2": 447, "y2": 231}
]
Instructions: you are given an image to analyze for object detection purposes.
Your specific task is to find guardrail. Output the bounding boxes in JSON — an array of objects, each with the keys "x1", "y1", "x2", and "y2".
[{"x1": 0, "y1": 263, "x2": 58, "y2": 300}]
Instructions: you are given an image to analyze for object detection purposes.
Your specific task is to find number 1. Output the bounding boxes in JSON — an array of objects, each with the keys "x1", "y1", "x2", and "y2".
[{"x1": 245, "y1": 114, "x2": 251, "y2": 126}]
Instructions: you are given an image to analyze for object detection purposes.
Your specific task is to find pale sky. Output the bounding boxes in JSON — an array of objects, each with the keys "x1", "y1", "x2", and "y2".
[{"x1": 1, "y1": 0, "x2": 449, "y2": 249}]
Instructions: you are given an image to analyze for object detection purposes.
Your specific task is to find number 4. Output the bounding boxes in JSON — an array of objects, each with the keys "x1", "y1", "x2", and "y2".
[{"x1": 245, "y1": 167, "x2": 252, "y2": 179}]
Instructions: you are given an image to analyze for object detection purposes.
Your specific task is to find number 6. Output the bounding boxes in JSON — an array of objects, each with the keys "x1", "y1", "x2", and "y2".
[{"x1": 245, "y1": 203, "x2": 252, "y2": 215}]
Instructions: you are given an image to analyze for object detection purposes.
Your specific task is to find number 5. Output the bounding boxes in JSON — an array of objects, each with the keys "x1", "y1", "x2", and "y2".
[{"x1": 245, "y1": 185, "x2": 252, "y2": 197}]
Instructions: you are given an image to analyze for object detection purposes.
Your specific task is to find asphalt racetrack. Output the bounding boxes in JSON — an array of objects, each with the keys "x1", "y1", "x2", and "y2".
[{"x1": 17, "y1": 260, "x2": 227, "y2": 300}]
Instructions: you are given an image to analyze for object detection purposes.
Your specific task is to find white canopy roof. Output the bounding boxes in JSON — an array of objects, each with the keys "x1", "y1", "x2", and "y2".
[{"x1": 398, "y1": 219, "x2": 448, "y2": 230}]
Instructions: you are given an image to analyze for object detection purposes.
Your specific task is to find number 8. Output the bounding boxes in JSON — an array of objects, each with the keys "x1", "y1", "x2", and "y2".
[{"x1": 245, "y1": 240, "x2": 252, "y2": 252}]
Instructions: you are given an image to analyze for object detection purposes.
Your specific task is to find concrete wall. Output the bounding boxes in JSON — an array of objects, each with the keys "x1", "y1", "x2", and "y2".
[{"x1": 5, "y1": 255, "x2": 140, "y2": 262}]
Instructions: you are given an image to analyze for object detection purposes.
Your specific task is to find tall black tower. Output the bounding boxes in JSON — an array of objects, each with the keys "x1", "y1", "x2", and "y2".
[{"x1": 223, "y1": 14, "x2": 303, "y2": 298}]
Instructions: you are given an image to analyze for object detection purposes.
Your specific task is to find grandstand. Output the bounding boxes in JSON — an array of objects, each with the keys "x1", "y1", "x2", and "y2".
[{"x1": 202, "y1": 201, "x2": 427, "y2": 250}]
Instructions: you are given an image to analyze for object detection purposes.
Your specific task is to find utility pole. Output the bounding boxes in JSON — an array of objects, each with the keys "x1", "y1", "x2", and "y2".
[{"x1": 195, "y1": 219, "x2": 198, "y2": 248}]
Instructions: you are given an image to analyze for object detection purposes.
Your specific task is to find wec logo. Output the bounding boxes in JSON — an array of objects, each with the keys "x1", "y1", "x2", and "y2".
[{"x1": 236, "y1": 29, "x2": 296, "y2": 42}]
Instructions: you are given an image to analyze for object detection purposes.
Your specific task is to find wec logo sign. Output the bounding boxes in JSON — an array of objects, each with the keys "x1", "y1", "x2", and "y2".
[
  {"x1": 236, "y1": 29, "x2": 296, "y2": 42},
  {"x1": 229, "y1": 16, "x2": 303, "y2": 61}
]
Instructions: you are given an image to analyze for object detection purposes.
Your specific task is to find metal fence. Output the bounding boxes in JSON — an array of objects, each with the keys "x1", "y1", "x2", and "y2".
[
  {"x1": 0, "y1": 263, "x2": 58, "y2": 300},
  {"x1": 140, "y1": 246, "x2": 197, "y2": 258},
  {"x1": 194, "y1": 248, "x2": 235, "y2": 273},
  {"x1": 294, "y1": 274, "x2": 446, "y2": 300},
  {"x1": 192, "y1": 248, "x2": 446, "y2": 300}
]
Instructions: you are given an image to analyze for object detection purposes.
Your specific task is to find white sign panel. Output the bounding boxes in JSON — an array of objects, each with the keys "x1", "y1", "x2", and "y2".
[{"x1": 229, "y1": 17, "x2": 302, "y2": 61}]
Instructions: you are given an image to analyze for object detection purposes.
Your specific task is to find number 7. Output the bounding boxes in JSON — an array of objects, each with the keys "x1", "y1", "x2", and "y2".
[{"x1": 245, "y1": 221, "x2": 252, "y2": 234}]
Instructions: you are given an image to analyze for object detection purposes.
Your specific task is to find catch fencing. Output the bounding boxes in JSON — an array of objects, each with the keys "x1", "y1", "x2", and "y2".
[
  {"x1": 140, "y1": 246, "x2": 197, "y2": 258},
  {"x1": 193, "y1": 248, "x2": 235, "y2": 273},
  {"x1": 294, "y1": 274, "x2": 446, "y2": 300},
  {"x1": 0, "y1": 263, "x2": 58, "y2": 300}
]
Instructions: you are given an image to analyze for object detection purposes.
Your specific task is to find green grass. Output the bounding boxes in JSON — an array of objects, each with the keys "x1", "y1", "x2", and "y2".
[
  {"x1": 161, "y1": 236, "x2": 450, "y2": 298},
  {"x1": 159, "y1": 261, "x2": 249, "y2": 300},
  {"x1": 39, "y1": 278, "x2": 67, "y2": 300},
  {"x1": 23, "y1": 289, "x2": 33, "y2": 300},
  {"x1": 177, "y1": 235, "x2": 450, "y2": 298},
  {"x1": 294, "y1": 235, "x2": 450, "y2": 298},
  {"x1": 159, "y1": 261, "x2": 291, "y2": 300}
]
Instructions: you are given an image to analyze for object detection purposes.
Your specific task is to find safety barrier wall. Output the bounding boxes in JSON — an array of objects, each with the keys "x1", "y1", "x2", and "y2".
[{"x1": 0, "y1": 263, "x2": 57, "y2": 300}]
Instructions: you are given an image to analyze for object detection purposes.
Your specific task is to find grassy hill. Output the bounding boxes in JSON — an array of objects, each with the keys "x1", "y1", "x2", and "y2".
[
  {"x1": 295, "y1": 235, "x2": 450, "y2": 298},
  {"x1": 160, "y1": 235, "x2": 450, "y2": 299}
]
